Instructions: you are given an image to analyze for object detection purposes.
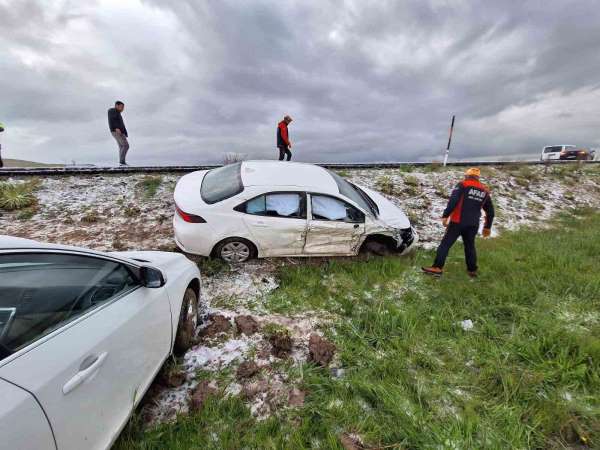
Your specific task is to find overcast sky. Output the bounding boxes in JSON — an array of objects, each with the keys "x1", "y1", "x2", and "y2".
[{"x1": 1, "y1": 0, "x2": 600, "y2": 165}]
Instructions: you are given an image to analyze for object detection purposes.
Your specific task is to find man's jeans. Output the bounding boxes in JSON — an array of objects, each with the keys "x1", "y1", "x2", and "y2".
[
  {"x1": 433, "y1": 223, "x2": 479, "y2": 272},
  {"x1": 278, "y1": 146, "x2": 291, "y2": 161},
  {"x1": 111, "y1": 132, "x2": 129, "y2": 164}
]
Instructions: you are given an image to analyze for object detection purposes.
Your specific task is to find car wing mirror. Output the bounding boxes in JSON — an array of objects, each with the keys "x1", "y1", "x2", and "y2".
[{"x1": 140, "y1": 266, "x2": 166, "y2": 288}]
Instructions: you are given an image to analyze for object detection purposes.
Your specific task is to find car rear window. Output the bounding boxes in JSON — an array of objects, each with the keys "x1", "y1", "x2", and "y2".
[
  {"x1": 201, "y1": 162, "x2": 244, "y2": 204},
  {"x1": 544, "y1": 146, "x2": 563, "y2": 153}
]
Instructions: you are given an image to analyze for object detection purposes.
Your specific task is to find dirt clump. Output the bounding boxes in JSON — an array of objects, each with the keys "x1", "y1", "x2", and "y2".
[
  {"x1": 242, "y1": 379, "x2": 269, "y2": 399},
  {"x1": 189, "y1": 380, "x2": 218, "y2": 412},
  {"x1": 339, "y1": 433, "x2": 364, "y2": 450},
  {"x1": 269, "y1": 330, "x2": 293, "y2": 357},
  {"x1": 236, "y1": 361, "x2": 260, "y2": 380},
  {"x1": 287, "y1": 387, "x2": 305, "y2": 407},
  {"x1": 308, "y1": 333, "x2": 336, "y2": 366},
  {"x1": 235, "y1": 315, "x2": 260, "y2": 335},
  {"x1": 201, "y1": 314, "x2": 232, "y2": 337},
  {"x1": 158, "y1": 369, "x2": 186, "y2": 388}
]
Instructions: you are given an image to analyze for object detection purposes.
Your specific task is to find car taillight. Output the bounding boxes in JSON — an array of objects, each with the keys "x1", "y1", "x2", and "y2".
[{"x1": 176, "y1": 205, "x2": 206, "y2": 223}]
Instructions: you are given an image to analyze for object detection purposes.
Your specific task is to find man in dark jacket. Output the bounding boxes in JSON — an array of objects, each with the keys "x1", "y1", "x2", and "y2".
[
  {"x1": 277, "y1": 115, "x2": 293, "y2": 161},
  {"x1": 108, "y1": 101, "x2": 129, "y2": 166},
  {"x1": 422, "y1": 167, "x2": 495, "y2": 277}
]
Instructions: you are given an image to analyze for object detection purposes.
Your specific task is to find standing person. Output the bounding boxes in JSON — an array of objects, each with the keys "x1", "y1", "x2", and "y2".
[
  {"x1": 422, "y1": 167, "x2": 495, "y2": 277},
  {"x1": 277, "y1": 115, "x2": 293, "y2": 161},
  {"x1": 0, "y1": 122, "x2": 4, "y2": 168},
  {"x1": 108, "y1": 101, "x2": 129, "y2": 166}
]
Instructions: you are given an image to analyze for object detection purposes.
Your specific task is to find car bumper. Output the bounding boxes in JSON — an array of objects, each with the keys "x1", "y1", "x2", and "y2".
[
  {"x1": 396, "y1": 227, "x2": 418, "y2": 254},
  {"x1": 173, "y1": 215, "x2": 215, "y2": 256}
]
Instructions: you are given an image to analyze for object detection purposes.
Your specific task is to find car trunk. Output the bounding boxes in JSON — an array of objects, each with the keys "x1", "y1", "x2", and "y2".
[{"x1": 173, "y1": 170, "x2": 209, "y2": 214}]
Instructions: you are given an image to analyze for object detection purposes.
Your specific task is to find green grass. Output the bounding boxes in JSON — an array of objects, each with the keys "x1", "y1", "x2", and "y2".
[
  {"x1": 116, "y1": 212, "x2": 600, "y2": 449},
  {"x1": 136, "y1": 176, "x2": 163, "y2": 198},
  {"x1": 0, "y1": 180, "x2": 40, "y2": 210}
]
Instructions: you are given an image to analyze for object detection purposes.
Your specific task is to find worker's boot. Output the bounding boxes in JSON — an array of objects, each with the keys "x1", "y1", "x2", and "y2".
[
  {"x1": 421, "y1": 266, "x2": 443, "y2": 276},
  {"x1": 467, "y1": 271, "x2": 478, "y2": 278}
]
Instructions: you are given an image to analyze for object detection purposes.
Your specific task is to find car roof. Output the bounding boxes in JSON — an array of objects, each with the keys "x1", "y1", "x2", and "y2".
[
  {"x1": 240, "y1": 161, "x2": 339, "y2": 194},
  {"x1": 544, "y1": 144, "x2": 576, "y2": 148}
]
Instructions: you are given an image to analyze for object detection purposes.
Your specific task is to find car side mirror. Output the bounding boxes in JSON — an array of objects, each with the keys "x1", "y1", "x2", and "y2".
[{"x1": 140, "y1": 266, "x2": 166, "y2": 288}]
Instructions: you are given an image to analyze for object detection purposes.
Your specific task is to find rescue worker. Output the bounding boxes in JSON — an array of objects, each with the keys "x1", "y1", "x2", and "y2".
[
  {"x1": 0, "y1": 122, "x2": 4, "y2": 168},
  {"x1": 277, "y1": 115, "x2": 293, "y2": 161},
  {"x1": 108, "y1": 101, "x2": 129, "y2": 166},
  {"x1": 422, "y1": 167, "x2": 494, "y2": 277}
]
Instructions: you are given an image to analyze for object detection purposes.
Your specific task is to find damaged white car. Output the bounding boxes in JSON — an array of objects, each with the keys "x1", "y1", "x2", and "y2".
[{"x1": 174, "y1": 161, "x2": 417, "y2": 263}]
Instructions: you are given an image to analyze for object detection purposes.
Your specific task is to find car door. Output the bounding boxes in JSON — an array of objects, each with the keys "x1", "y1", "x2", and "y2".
[
  {"x1": 0, "y1": 378, "x2": 56, "y2": 450},
  {"x1": 0, "y1": 251, "x2": 172, "y2": 450},
  {"x1": 304, "y1": 194, "x2": 365, "y2": 255},
  {"x1": 237, "y1": 192, "x2": 308, "y2": 256}
]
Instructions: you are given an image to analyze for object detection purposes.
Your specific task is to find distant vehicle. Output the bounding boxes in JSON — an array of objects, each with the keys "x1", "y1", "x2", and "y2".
[
  {"x1": 173, "y1": 161, "x2": 418, "y2": 263},
  {"x1": 0, "y1": 236, "x2": 201, "y2": 450},
  {"x1": 540, "y1": 145, "x2": 593, "y2": 161}
]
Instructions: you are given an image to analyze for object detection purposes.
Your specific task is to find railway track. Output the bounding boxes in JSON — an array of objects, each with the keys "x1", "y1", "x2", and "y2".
[{"x1": 0, "y1": 160, "x2": 597, "y2": 176}]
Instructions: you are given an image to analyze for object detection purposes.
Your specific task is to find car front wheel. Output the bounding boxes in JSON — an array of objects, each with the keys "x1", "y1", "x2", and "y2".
[{"x1": 174, "y1": 287, "x2": 199, "y2": 355}]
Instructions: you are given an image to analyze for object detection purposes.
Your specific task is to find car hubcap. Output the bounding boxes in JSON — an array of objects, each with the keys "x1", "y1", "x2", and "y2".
[{"x1": 221, "y1": 242, "x2": 250, "y2": 263}]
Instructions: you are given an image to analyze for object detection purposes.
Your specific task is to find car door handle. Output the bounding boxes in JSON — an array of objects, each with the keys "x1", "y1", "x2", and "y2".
[
  {"x1": 62, "y1": 352, "x2": 108, "y2": 395},
  {"x1": 353, "y1": 224, "x2": 359, "y2": 228},
  {"x1": 254, "y1": 221, "x2": 268, "y2": 227}
]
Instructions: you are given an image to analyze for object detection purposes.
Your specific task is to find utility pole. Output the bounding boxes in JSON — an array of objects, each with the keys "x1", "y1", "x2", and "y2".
[{"x1": 443, "y1": 115, "x2": 455, "y2": 167}]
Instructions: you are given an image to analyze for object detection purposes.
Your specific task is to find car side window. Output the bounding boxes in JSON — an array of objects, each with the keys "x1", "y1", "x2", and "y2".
[
  {"x1": 238, "y1": 193, "x2": 305, "y2": 219},
  {"x1": 0, "y1": 253, "x2": 139, "y2": 360},
  {"x1": 311, "y1": 195, "x2": 365, "y2": 223}
]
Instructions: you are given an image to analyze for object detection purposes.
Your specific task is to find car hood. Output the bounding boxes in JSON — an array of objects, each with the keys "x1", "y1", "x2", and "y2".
[
  {"x1": 109, "y1": 250, "x2": 191, "y2": 274},
  {"x1": 357, "y1": 185, "x2": 411, "y2": 229}
]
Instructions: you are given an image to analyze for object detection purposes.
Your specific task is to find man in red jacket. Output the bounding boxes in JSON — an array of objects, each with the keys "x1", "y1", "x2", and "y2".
[
  {"x1": 422, "y1": 167, "x2": 495, "y2": 277},
  {"x1": 277, "y1": 115, "x2": 293, "y2": 161}
]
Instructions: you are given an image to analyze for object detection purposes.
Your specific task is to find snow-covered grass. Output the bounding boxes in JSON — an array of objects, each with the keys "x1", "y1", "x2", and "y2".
[{"x1": 1, "y1": 164, "x2": 599, "y2": 252}]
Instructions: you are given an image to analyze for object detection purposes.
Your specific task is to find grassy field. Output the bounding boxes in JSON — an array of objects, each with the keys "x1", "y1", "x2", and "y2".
[{"x1": 117, "y1": 210, "x2": 600, "y2": 449}]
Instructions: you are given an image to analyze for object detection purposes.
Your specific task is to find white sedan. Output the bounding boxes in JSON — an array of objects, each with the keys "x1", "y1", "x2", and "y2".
[
  {"x1": 173, "y1": 161, "x2": 417, "y2": 263},
  {"x1": 0, "y1": 236, "x2": 201, "y2": 450}
]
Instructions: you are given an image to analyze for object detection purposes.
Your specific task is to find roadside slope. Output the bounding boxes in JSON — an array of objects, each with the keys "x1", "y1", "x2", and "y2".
[{"x1": 116, "y1": 210, "x2": 600, "y2": 449}]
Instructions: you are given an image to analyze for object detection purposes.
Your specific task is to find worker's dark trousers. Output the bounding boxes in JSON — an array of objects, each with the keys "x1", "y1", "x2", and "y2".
[
  {"x1": 433, "y1": 223, "x2": 479, "y2": 272},
  {"x1": 278, "y1": 146, "x2": 292, "y2": 161}
]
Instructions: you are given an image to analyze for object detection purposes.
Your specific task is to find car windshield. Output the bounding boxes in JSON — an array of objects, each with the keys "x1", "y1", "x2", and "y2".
[
  {"x1": 327, "y1": 170, "x2": 377, "y2": 216},
  {"x1": 201, "y1": 162, "x2": 244, "y2": 204}
]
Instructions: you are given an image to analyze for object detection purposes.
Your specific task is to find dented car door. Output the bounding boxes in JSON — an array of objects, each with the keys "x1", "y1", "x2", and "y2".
[
  {"x1": 304, "y1": 194, "x2": 365, "y2": 255},
  {"x1": 239, "y1": 192, "x2": 308, "y2": 256}
]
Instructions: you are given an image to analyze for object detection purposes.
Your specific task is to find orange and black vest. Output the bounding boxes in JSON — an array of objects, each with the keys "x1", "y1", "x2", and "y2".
[{"x1": 443, "y1": 178, "x2": 495, "y2": 228}]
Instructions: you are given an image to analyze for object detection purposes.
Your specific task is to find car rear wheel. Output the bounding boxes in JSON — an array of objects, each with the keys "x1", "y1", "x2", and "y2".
[
  {"x1": 174, "y1": 287, "x2": 199, "y2": 355},
  {"x1": 215, "y1": 238, "x2": 256, "y2": 263}
]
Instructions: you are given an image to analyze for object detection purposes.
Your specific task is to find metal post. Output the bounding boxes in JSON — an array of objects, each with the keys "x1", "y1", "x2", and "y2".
[{"x1": 443, "y1": 115, "x2": 455, "y2": 167}]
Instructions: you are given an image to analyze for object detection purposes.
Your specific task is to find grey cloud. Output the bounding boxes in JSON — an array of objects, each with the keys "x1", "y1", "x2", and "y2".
[{"x1": 1, "y1": 0, "x2": 600, "y2": 166}]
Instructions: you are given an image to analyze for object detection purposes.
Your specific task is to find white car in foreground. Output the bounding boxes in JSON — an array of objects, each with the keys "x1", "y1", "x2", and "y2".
[
  {"x1": 173, "y1": 161, "x2": 417, "y2": 262},
  {"x1": 0, "y1": 236, "x2": 201, "y2": 450}
]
